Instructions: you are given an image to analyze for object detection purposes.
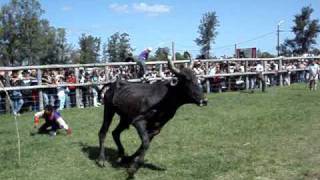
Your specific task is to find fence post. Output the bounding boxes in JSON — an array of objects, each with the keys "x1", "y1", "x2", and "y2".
[
  {"x1": 105, "y1": 66, "x2": 109, "y2": 82},
  {"x1": 4, "y1": 71, "x2": 10, "y2": 113},
  {"x1": 159, "y1": 64, "x2": 163, "y2": 77},
  {"x1": 75, "y1": 67, "x2": 81, "y2": 108},
  {"x1": 205, "y1": 62, "x2": 210, "y2": 93},
  {"x1": 245, "y1": 60, "x2": 249, "y2": 90},
  {"x1": 279, "y1": 57, "x2": 283, "y2": 86},
  {"x1": 37, "y1": 69, "x2": 43, "y2": 111},
  {"x1": 227, "y1": 60, "x2": 231, "y2": 91},
  {"x1": 259, "y1": 59, "x2": 263, "y2": 89}
]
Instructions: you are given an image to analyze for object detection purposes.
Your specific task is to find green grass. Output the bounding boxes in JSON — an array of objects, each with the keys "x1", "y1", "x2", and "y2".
[{"x1": 1, "y1": 84, "x2": 320, "y2": 180}]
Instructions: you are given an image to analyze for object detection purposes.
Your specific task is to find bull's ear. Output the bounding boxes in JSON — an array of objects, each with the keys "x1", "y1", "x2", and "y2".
[{"x1": 170, "y1": 77, "x2": 179, "y2": 86}]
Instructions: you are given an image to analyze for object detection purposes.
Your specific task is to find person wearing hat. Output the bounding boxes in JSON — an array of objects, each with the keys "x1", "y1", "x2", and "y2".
[
  {"x1": 10, "y1": 70, "x2": 24, "y2": 116},
  {"x1": 33, "y1": 105, "x2": 72, "y2": 136},
  {"x1": 137, "y1": 47, "x2": 152, "y2": 78}
]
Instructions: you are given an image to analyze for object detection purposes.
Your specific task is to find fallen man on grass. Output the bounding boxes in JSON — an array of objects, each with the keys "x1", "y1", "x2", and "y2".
[{"x1": 32, "y1": 105, "x2": 72, "y2": 136}]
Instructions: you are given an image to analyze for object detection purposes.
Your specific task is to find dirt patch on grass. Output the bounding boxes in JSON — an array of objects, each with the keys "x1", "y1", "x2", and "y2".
[{"x1": 304, "y1": 171, "x2": 320, "y2": 180}]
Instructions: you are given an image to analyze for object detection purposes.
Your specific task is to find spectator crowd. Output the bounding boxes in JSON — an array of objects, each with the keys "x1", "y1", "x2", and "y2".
[{"x1": 0, "y1": 58, "x2": 317, "y2": 115}]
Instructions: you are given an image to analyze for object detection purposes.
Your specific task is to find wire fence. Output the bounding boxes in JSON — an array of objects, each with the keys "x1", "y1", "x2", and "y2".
[{"x1": 0, "y1": 56, "x2": 318, "y2": 115}]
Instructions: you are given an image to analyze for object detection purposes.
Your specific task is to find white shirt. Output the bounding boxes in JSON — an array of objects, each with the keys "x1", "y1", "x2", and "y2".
[
  {"x1": 256, "y1": 64, "x2": 264, "y2": 72},
  {"x1": 308, "y1": 64, "x2": 319, "y2": 76},
  {"x1": 208, "y1": 67, "x2": 216, "y2": 76}
]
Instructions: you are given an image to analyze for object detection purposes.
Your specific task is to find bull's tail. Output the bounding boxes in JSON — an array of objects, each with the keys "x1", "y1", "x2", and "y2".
[
  {"x1": 98, "y1": 82, "x2": 116, "y2": 166},
  {"x1": 99, "y1": 81, "x2": 116, "y2": 104}
]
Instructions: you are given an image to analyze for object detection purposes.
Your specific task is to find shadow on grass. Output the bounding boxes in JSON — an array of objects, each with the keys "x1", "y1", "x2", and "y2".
[{"x1": 78, "y1": 142, "x2": 166, "y2": 172}]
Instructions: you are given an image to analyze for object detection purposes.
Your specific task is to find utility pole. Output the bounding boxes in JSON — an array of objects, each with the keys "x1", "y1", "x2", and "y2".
[
  {"x1": 277, "y1": 20, "x2": 284, "y2": 57},
  {"x1": 234, "y1": 44, "x2": 237, "y2": 58}
]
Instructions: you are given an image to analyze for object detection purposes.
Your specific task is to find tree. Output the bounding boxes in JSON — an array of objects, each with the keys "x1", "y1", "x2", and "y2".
[
  {"x1": 106, "y1": 32, "x2": 119, "y2": 62},
  {"x1": 0, "y1": 0, "x2": 71, "y2": 65},
  {"x1": 119, "y1": 33, "x2": 132, "y2": 61},
  {"x1": 195, "y1": 12, "x2": 219, "y2": 59},
  {"x1": 257, "y1": 49, "x2": 275, "y2": 58},
  {"x1": 79, "y1": 34, "x2": 101, "y2": 64},
  {"x1": 0, "y1": 0, "x2": 45, "y2": 66},
  {"x1": 154, "y1": 47, "x2": 170, "y2": 61},
  {"x1": 175, "y1": 52, "x2": 184, "y2": 60},
  {"x1": 106, "y1": 32, "x2": 133, "y2": 62},
  {"x1": 101, "y1": 43, "x2": 108, "y2": 63},
  {"x1": 259, "y1": 52, "x2": 275, "y2": 58},
  {"x1": 280, "y1": 6, "x2": 320, "y2": 56},
  {"x1": 37, "y1": 20, "x2": 71, "y2": 65},
  {"x1": 55, "y1": 28, "x2": 72, "y2": 64}
]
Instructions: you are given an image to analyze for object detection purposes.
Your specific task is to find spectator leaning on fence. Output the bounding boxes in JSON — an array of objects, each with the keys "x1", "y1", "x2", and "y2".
[
  {"x1": 56, "y1": 74, "x2": 67, "y2": 111},
  {"x1": 91, "y1": 69, "x2": 100, "y2": 107},
  {"x1": 307, "y1": 59, "x2": 319, "y2": 91},
  {"x1": 10, "y1": 71, "x2": 24, "y2": 116},
  {"x1": 255, "y1": 62, "x2": 266, "y2": 92},
  {"x1": 66, "y1": 71, "x2": 76, "y2": 108}
]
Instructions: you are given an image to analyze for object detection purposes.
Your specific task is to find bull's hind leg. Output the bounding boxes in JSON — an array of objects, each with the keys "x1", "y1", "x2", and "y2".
[
  {"x1": 98, "y1": 105, "x2": 115, "y2": 167},
  {"x1": 112, "y1": 117, "x2": 129, "y2": 162}
]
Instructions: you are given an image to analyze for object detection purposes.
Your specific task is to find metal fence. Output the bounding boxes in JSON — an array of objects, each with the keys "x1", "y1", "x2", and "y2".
[{"x1": 0, "y1": 56, "x2": 318, "y2": 114}]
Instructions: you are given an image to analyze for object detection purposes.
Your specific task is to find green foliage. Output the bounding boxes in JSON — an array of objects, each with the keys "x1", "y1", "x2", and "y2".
[
  {"x1": 106, "y1": 32, "x2": 133, "y2": 62},
  {"x1": 154, "y1": 47, "x2": 170, "y2": 61},
  {"x1": 195, "y1": 12, "x2": 219, "y2": 59},
  {"x1": 280, "y1": 6, "x2": 320, "y2": 56},
  {"x1": 257, "y1": 49, "x2": 275, "y2": 58},
  {"x1": 1, "y1": 84, "x2": 320, "y2": 179},
  {"x1": 0, "y1": 0, "x2": 71, "y2": 66},
  {"x1": 78, "y1": 34, "x2": 101, "y2": 64}
]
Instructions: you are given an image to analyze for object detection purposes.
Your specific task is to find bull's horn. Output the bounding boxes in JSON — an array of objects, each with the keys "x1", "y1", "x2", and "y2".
[
  {"x1": 168, "y1": 56, "x2": 180, "y2": 74},
  {"x1": 187, "y1": 53, "x2": 194, "y2": 69}
]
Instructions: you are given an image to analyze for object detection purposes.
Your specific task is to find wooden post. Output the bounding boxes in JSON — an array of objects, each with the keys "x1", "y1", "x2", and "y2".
[
  {"x1": 37, "y1": 69, "x2": 43, "y2": 111},
  {"x1": 279, "y1": 57, "x2": 283, "y2": 86},
  {"x1": 206, "y1": 79, "x2": 210, "y2": 93},
  {"x1": 259, "y1": 60, "x2": 263, "y2": 89},
  {"x1": 4, "y1": 71, "x2": 10, "y2": 113},
  {"x1": 205, "y1": 62, "x2": 210, "y2": 93},
  {"x1": 172, "y1": 42, "x2": 176, "y2": 62},
  {"x1": 263, "y1": 59, "x2": 267, "y2": 90},
  {"x1": 288, "y1": 70, "x2": 291, "y2": 85},
  {"x1": 75, "y1": 67, "x2": 81, "y2": 108},
  {"x1": 245, "y1": 60, "x2": 249, "y2": 90},
  {"x1": 159, "y1": 64, "x2": 163, "y2": 77},
  {"x1": 205, "y1": 62, "x2": 209, "y2": 75},
  {"x1": 227, "y1": 60, "x2": 231, "y2": 91},
  {"x1": 105, "y1": 66, "x2": 109, "y2": 82}
]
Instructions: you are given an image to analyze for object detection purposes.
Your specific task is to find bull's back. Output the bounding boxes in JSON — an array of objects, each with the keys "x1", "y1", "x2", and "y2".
[{"x1": 112, "y1": 81, "x2": 169, "y2": 116}]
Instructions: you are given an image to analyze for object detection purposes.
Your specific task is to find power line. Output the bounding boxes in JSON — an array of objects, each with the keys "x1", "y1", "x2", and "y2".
[{"x1": 175, "y1": 30, "x2": 276, "y2": 54}]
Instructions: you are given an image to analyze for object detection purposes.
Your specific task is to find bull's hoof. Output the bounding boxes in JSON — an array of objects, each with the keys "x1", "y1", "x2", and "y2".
[
  {"x1": 127, "y1": 166, "x2": 137, "y2": 179},
  {"x1": 96, "y1": 158, "x2": 106, "y2": 168},
  {"x1": 119, "y1": 156, "x2": 134, "y2": 165}
]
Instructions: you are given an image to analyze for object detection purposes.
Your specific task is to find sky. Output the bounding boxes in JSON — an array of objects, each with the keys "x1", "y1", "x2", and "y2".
[{"x1": 1, "y1": 0, "x2": 320, "y2": 57}]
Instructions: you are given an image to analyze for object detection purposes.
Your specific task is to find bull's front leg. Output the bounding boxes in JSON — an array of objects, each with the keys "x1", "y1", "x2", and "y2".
[{"x1": 127, "y1": 119, "x2": 150, "y2": 178}]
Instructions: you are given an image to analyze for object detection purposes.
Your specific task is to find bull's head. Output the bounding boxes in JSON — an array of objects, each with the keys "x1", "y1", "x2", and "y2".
[{"x1": 168, "y1": 55, "x2": 208, "y2": 106}]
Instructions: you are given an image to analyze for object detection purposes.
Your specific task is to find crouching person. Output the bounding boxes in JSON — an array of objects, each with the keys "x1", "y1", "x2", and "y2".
[{"x1": 33, "y1": 105, "x2": 72, "y2": 136}]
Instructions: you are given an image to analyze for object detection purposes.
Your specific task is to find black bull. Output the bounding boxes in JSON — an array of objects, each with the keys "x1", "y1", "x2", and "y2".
[{"x1": 98, "y1": 59, "x2": 208, "y2": 177}]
